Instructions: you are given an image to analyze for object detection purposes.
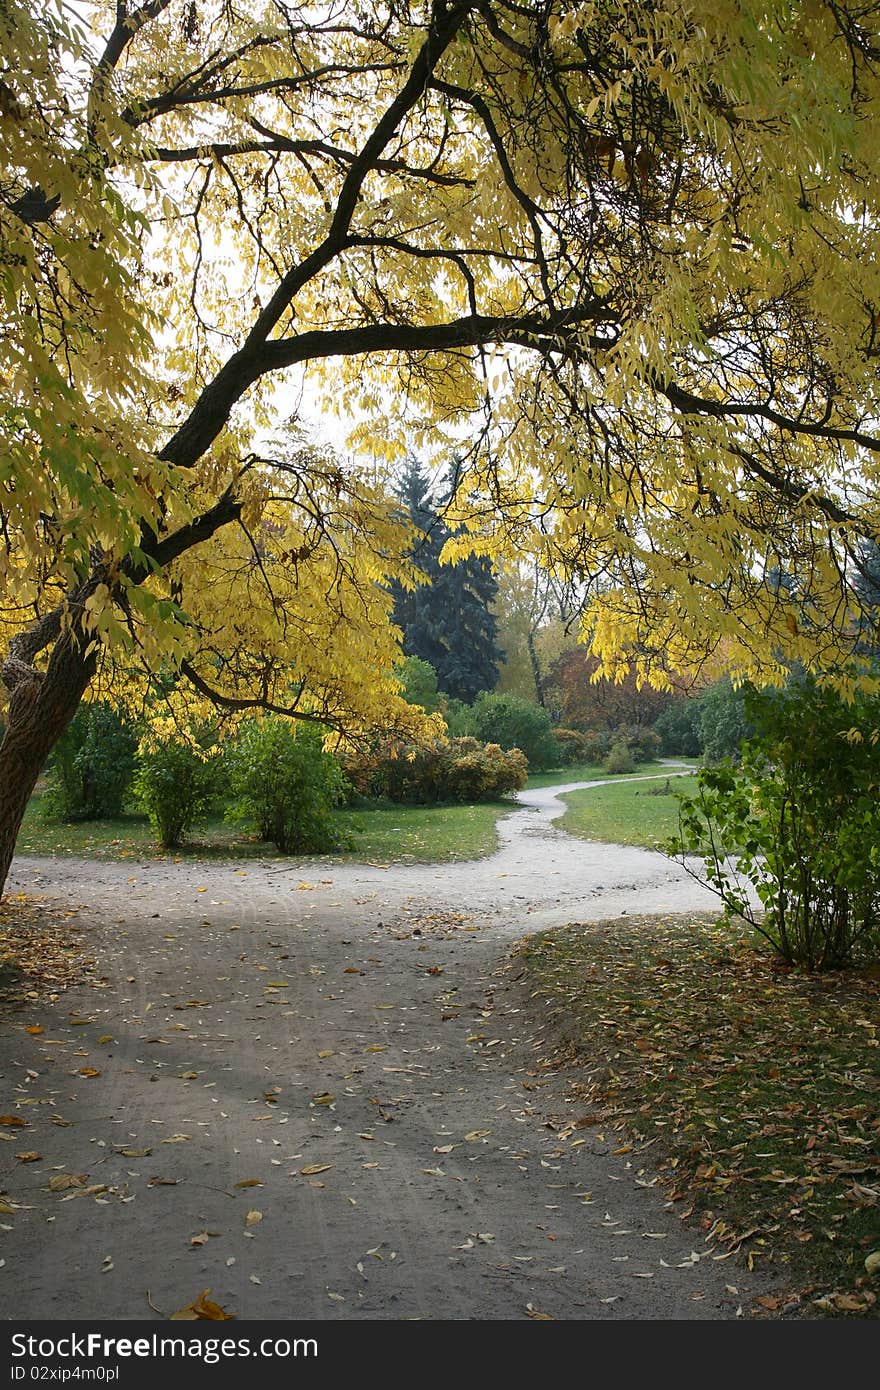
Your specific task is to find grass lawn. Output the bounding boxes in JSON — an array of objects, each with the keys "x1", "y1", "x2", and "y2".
[
  {"x1": 514, "y1": 914, "x2": 880, "y2": 1317},
  {"x1": 559, "y1": 772, "x2": 699, "y2": 849},
  {"x1": 525, "y1": 758, "x2": 692, "y2": 790},
  {"x1": 16, "y1": 795, "x2": 510, "y2": 865}
]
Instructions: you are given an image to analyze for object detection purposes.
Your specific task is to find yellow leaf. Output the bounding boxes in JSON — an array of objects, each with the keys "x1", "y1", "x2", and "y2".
[
  {"x1": 170, "y1": 1290, "x2": 235, "y2": 1321},
  {"x1": 300, "y1": 1164, "x2": 332, "y2": 1176}
]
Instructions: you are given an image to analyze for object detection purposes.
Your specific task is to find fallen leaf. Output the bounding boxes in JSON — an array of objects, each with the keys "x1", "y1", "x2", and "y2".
[
  {"x1": 161, "y1": 1134, "x2": 191, "y2": 1143},
  {"x1": 170, "y1": 1290, "x2": 234, "y2": 1321},
  {"x1": 233, "y1": 1179, "x2": 263, "y2": 1189},
  {"x1": 464, "y1": 1129, "x2": 491, "y2": 1141},
  {"x1": 300, "y1": 1164, "x2": 332, "y2": 1176},
  {"x1": 118, "y1": 1147, "x2": 152, "y2": 1158},
  {"x1": 0, "y1": 1116, "x2": 26, "y2": 1128},
  {"x1": 25, "y1": 1025, "x2": 43, "y2": 1036},
  {"x1": 97, "y1": 1036, "x2": 113, "y2": 1044},
  {"x1": 16, "y1": 1152, "x2": 41, "y2": 1163},
  {"x1": 48, "y1": 1174, "x2": 87, "y2": 1191},
  {"x1": 311, "y1": 1093, "x2": 335, "y2": 1105},
  {"x1": 865, "y1": 1251, "x2": 880, "y2": 1276},
  {"x1": 78, "y1": 1068, "x2": 101, "y2": 1078},
  {"x1": 245, "y1": 1210, "x2": 262, "y2": 1227}
]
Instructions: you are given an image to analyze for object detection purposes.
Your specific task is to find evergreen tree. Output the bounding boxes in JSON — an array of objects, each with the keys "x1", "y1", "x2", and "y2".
[{"x1": 391, "y1": 460, "x2": 502, "y2": 704}]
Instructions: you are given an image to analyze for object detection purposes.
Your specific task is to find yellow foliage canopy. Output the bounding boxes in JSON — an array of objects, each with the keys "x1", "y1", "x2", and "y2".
[{"x1": 3, "y1": 0, "x2": 880, "y2": 742}]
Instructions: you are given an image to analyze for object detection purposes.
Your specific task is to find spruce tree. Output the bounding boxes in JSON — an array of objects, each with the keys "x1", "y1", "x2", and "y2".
[{"x1": 391, "y1": 460, "x2": 502, "y2": 703}]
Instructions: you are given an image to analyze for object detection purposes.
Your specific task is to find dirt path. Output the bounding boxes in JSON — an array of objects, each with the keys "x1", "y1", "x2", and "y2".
[{"x1": 1, "y1": 775, "x2": 778, "y2": 1320}]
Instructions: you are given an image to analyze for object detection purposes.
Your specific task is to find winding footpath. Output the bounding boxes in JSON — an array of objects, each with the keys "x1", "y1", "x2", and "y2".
[{"x1": 0, "y1": 772, "x2": 779, "y2": 1320}]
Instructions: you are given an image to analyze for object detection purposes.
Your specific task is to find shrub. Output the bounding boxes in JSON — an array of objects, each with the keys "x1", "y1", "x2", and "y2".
[
  {"x1": 225, "y1": 718, "x2": 348, "y2": 854},
  {"x1": 342, "y1": 734, "x2": 527, "y2": 805},
  {"x1": 602, "y1": 739, "x2": 635, "y2": 774},
  {"x1": 671, "y1": 677, "x2": 880, "y2": 970},
  {"x1": 551, "y1": 728, "x2": 591, "y2": 765},
  {"x1": 653, "y1": 698, "x2": 703, "y2": 757},
  {"x1": 576, "y1": 728, "x2": 612, "y2": 764},
  {"x1": 42, "y1": 702, "x2": 138, "y2": 820},
  {"x1": 397, "y1": 656, "x2": 443, "y2": 714},
  {"x1": 698, "y1": 676, "x2": 753, "y2": 763},
  {"x1": 441, "y1": 738, "x2": 528, "y2": 802},
  {"x1": 465, "y1": 692, "x2": 560, "y2": 770},
  {"x1": 610, "y1": 724, "x2": 661, "y2": 763},
  {"x1": 132, "y1": 731, "x2": 219, "y2": 848}
]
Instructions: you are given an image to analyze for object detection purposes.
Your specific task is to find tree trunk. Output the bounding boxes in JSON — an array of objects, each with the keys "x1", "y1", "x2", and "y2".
[
  {"x1": 0, "y1": 630, "x2": 96, "y2": 897},
  {"x1": 527, "y1": 630, "x2": 545, "y2": 708}
]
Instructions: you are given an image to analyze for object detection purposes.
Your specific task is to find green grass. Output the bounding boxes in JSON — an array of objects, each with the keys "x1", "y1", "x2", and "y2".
[
  {"x1": 558, "y1": 772, "x2": 698, "y2": 849},
  {"x1": 524, "y1": 758, "x2": 690, "y2": 789},
  {"x1": 16, "y1": 794, "x2": 509, "y2": 865},
  {"x1": 515, "y1": 915, "x2": 880, "y2": 1316}
]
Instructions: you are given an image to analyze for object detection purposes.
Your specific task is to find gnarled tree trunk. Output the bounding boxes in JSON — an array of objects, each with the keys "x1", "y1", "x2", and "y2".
[{"x1": 0, "y1": 601, "x2": 98, "y2": 898}]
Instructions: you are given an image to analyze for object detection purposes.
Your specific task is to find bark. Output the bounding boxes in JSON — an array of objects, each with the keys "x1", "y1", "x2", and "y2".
[
  {"x1": 527, "y1": 630, "x2": 545, "y2": 708},
  {"x1": 0, "y1": 620, "x2": 97, "y2": 898}
]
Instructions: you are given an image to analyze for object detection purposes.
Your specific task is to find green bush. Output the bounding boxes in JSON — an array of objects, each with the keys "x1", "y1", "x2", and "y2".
[
  {"x1": 42, "y1": 702, "x2": 138, "y2": 820},
  {"x1": 653, "y1": 698, "x2": 703, "y2": 757},
  {"x1": 396, "y1": 656, "x2": 443, "y2": 714},
  {"x1": 225, "y1": 718, "x2": 348, "y2": 854},
  {"x1": 610, "y1": 724, "x2": 661, "y2": 763},
  {"x1": 461, "y1": 692, "x2": 560, "y2": 770},
  {"x1": 602, "y1": 739, "x2": 635, "y2": 774},
  {"x1": 671, "y1": 677, "x2": 880, "y2": 970},
  {"x1": 132, "y1": 731, "x2": 219, "y2": 848},
  {"x1": 698, "y1": 676, "x2": 753, "y2": 763}
]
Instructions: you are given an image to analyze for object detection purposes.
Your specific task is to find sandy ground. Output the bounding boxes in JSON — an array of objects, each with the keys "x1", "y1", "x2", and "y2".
[{"x1": 0, "y1": 774, "x2": 780, "y2": 1321}]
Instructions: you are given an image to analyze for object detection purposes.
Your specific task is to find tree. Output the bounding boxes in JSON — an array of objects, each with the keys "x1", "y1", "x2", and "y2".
[
  {"x1": 493, "y1": 559, "x2": 582, "y2": 705},
  {"x1": 4, "y1": 1, "x2": 880, "y2": 897},
  {"x1": 543, "y1": 648, "x2": 676, "y2": 732},
  {"x1": 391, "y1": 459, "x2": 502, "y2": 702}
]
